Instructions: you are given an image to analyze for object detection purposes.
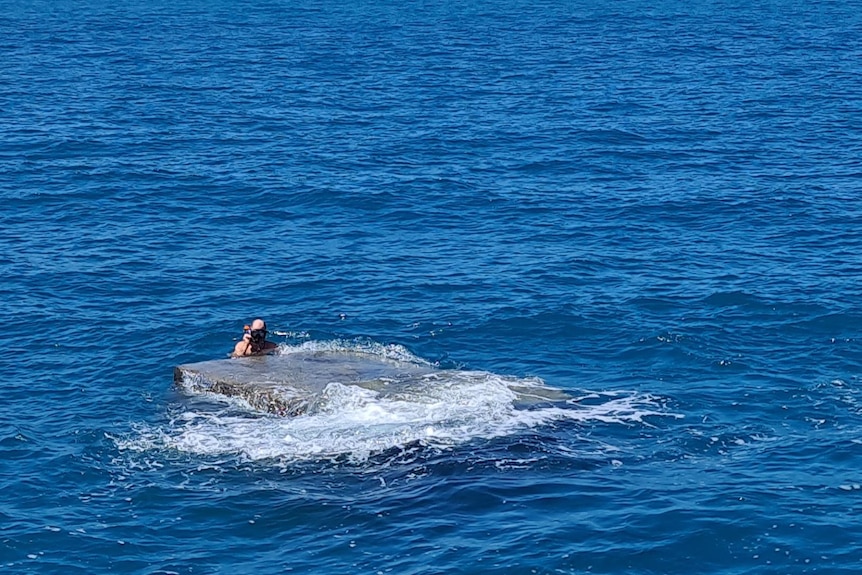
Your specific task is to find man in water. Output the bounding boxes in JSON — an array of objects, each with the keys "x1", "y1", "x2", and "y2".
[{"x1": 232, "y1": 318, "x2": 279, "y2": 357}]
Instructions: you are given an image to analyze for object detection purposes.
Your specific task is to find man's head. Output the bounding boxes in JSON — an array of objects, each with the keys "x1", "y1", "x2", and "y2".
[{"x1": 249, "y1": 318, "x2": 268, "y2": 344}]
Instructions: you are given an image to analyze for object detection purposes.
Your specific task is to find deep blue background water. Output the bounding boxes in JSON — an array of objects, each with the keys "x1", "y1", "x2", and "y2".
[{"x1": 3, "y1": 0, "x2": 862, "y2": 573}]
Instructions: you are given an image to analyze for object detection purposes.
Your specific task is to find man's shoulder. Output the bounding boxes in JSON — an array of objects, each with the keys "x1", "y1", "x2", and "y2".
[{"x1": 231, "y1": 341, "x2": 277, "y2": 358}]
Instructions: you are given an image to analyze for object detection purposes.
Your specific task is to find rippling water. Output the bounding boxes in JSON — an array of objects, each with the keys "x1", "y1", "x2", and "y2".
[{"x1": 3, "y1": 0, "x2": 862, "y2": 573}]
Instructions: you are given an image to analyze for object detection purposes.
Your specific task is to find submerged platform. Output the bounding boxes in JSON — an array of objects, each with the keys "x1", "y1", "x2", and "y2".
[{"x1": 174, "y1": 351, "x2": 438, "y2": 416}]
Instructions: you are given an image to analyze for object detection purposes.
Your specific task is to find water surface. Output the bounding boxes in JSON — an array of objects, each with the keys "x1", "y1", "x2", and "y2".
[{"x1": 2, "y1": 0, "x2": 862, "y2": 573}]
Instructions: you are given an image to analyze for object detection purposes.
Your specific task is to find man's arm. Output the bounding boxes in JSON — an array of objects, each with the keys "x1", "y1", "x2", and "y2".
[{"x1": 232, "y1": 338, "x2": 252, "y2": 357}]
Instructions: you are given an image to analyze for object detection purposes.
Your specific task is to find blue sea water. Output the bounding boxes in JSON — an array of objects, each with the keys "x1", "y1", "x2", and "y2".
[{"x1": 2, "y1": 0, "x2": 862, "y2": 572}]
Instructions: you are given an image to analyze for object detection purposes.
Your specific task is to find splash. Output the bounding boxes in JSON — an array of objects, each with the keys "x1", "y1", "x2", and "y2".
[
  {"x1": 122, "y1": 340, "x2": 677, "y2": 464},
  {"x1": 275, "y1": 338, "x2": 431, "y2": 365}
]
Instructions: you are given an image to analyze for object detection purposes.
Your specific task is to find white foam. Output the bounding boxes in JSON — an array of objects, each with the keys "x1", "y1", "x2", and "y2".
[
  {"x1": 275, "y1": 338, "x2": 435, "y2": 368},
  {"x1": 122, "y1": 341, "x2": 678, "y2": 464}
]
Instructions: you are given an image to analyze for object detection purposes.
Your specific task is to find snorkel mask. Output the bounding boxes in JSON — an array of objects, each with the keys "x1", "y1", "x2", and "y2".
[{"x1": 242, "y1": 323, "x2": 269, "y2": 352}]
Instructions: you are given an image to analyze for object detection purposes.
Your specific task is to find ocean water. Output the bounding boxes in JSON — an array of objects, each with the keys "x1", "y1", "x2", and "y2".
[{"x1": 2, "y1": 0, "x2": 862, "y2": 573}]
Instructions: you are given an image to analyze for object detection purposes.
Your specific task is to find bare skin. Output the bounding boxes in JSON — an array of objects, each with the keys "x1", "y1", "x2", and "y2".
[{"x1": 232, "y1": 318, "x2": 278, "y2": 357}]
